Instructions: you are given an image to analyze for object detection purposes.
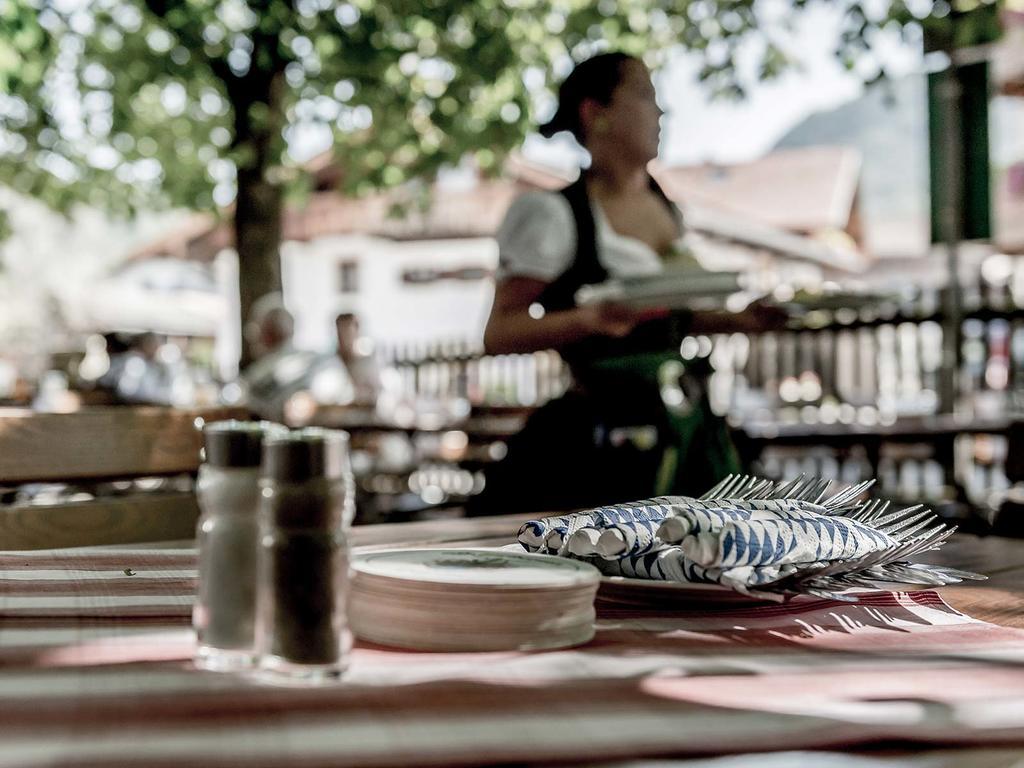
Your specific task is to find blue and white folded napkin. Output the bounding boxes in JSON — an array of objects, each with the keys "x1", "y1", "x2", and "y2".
[
  {"x1": 517, "y1": 490, "x2": 903, "y2": 595},
  {"x1": 517, "y1": 499, "x2": 675, "y2": 555}
]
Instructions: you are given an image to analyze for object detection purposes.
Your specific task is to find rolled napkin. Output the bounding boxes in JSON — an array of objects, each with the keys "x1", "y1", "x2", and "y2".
[
  {"x1": 680, "y1": 515, "x2": 898, "y2": 569},
  {"x1": 657, "y1": 499, "x2": 838, "y2": 544},
  {"x1": 598, "y1": 547, "x2": 719, "y2": 584},
  {"x1": 566, "y1": 526, "x2": 603, "y2": 557},
  {"x1": 594, "y1": 498, "x2": 828, "y2": 559},
  {"x1": 594, "y1": 519, "x2": 667, "y2": 559},
  {"x1": 518, "y1": 512, "x2": 591, "y2": 552},
  {"x1": 518, "y1": 500, "x2": 676, "y2": 555},
  {"x1": 544, "y1": 525, "x2": 571, "y2": 553},
  {"x1": 599, "y1": 545, "x2": 840, "y2": 595},
  {"x1": 517, "y1": 520, "x2": 549, "y2": 553},
  {"x1": 657, "y1": 505, "x2": 752, "y2": 544}
]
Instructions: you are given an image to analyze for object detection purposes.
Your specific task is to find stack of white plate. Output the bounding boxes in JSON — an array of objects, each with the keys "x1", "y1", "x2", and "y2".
[
  {"x1": 349, "y1": 548, "x2": 601, "y2": 652},
  {"x1": 575, "y1": 268, "x2": 742, "y2": 311}
]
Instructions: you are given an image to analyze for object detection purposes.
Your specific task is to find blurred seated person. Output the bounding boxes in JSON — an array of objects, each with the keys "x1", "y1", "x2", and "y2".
[
  {"x1": 94, "y1": 332, "x2": 183, "y2": 406},
  {"x1": 245, "y1": 295, "x2": 295, "y2": 361},
  {"x1": 333, "y1": 313, "x2": 381, "y2": 407},
  {"x1": 468, "y1": 52, "x2": 784, "y2": 516},
  {"x1": 238, "y1": 296, "x2": 319, "y2": 421},
  {"x1": 87, "y1": 333, "x2": 131, "y2": 404},
  {"x1": 0, "y1": 356, "x2": 32, "y2": 406},
  {"x1": 299, "y1": 312, "x2": 383, "y2": 417}
]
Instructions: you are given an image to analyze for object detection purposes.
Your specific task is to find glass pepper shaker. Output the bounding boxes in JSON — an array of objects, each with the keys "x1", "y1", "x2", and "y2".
[
  {"x1": 194, "y1": 419, "x2": 287, "y2": 671},
  {"x1": 255, "y1": 428, "x2": 355, "y2": 683}
]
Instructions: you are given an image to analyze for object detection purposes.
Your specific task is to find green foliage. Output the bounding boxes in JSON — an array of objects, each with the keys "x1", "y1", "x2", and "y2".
[{"x1": 0, "y1": 0, "x2": 1008, "y2": 219}]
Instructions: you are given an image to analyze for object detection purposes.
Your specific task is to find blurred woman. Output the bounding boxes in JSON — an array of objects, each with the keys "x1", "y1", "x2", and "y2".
[{"x1": 470, "y1": 52, "x2": 778, "y2": 515}]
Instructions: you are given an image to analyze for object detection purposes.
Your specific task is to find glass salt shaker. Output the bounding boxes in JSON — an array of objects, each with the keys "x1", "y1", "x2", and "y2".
[
  {"x1": 255, "y1": 428, "x2": 355, "y2": 683},
  {"x1": 194, "y1": 420, "x2": 287, "y2": 671}
]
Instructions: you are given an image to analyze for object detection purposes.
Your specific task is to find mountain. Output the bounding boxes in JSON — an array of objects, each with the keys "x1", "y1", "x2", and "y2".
[{"x1": 775, "y1": 74, "x2": 1024, "y2": 258}]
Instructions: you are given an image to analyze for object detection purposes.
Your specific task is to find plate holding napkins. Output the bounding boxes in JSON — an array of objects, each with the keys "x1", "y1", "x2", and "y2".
[{"x1": 518, "y1": 475, "x2": 984, "y2": 601}]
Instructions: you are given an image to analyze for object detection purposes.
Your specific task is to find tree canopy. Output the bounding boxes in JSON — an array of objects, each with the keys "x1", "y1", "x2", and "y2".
[{"x1": 0, "y1": 0, "x2": 1007, "y2": 356}]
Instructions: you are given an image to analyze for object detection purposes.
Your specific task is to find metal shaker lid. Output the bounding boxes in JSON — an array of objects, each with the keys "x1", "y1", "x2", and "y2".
[
  {"x1": 203, "y1": 420, "x2": 287, "y2": 468},
  {"x1": 261, "y1": 427, "x2": 350, "y2": 483}
]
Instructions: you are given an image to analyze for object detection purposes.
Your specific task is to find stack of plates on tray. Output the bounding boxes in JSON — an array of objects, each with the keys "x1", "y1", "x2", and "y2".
[
  {"x1": 349, "y1": 548, "x2": 601, "y2": 652},
  {"x1": 575, "y1": 268, "x2": 742, "y2": 311}
]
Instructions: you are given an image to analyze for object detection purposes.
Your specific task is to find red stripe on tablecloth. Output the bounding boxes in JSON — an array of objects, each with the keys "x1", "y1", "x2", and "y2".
[
  {"x1": 3, "y1": 663, "x2": 1024, "y2": 761},
  {"x1": 11, "y1": 733, "x2": 1024, "y2": 768},
  {"x1": 639, "y1": 664, "x2": 1024, "y2": 707},
  {"x1": 0, "y1": 672, "x2": 684, "y2": 727},
  {"x1": 0, "y1": 553, "x2": 197, "y2": 571},
  {"x1": 597, "y1": 589, "x2": 958, "y2": 620},
  {"x1": 0, "y1": 605, "x2": 192, "y2": 619},
  {"x1": 596, "y1": 591, "x2": 977, "y2": 628},
  {"x1": 0, "y1": 577, "x2": 197, "y2": 596},
  {"x1": 0, "y1": 552, "x2": 959, "y2": 620},
  {"x1": 0, "y1": 666, "x2": 963, "y2": 726},
  {"x1": 0, "y1": 709, "x2": 897, "y2": 768},
  {"x1": 4, "y1": 606, "x2": 1019, "y2": 672},
  {"x1": 0, "y1": 614, "x2": 190, "y2": 630},
  {"x1": 2, "y1": 587, "x2": 1015, "y2": 656},
  {"x1": 0, "y1": 630, "x2": 194, "y2": 667},
  {"x1": 589, "y1": 621, "x2": 1024, "y2": 654}
]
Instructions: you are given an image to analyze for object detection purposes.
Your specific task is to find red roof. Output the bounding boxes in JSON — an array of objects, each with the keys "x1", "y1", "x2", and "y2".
[
  {"x1": 130, "y1": 147, "x2": 869, "y2": 273},
  {"x1": 129, "y1": 155, "x2": 572, "y2": 263},
  {"x1": 655, "y1": 146, "x2": 862, "y2": 237}
]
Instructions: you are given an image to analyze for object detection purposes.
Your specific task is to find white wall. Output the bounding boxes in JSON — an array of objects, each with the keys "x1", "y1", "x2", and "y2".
[{"x1": 281, "y1": 235, "x2": 498, "y2": 352}]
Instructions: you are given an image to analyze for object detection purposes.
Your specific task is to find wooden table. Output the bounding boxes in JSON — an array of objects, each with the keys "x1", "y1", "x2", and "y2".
[
  {"x1": 3, "y1": 513, "x2": 1024, "y2": 767},
  {"x1": 917, "y1": 532, "x2": 1024, "y2": 629},
  {"x1": 0, "y1": 406, "x2": 246, "y2": 549}
]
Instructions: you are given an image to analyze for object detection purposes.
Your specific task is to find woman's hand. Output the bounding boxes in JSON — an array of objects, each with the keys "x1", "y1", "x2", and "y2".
[{"x1": 484, "y1": 277, "x2": 647, "y2": 354}]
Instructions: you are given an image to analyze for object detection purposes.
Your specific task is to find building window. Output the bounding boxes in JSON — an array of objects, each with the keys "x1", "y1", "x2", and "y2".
[{"x1": 338, "y1": 261, "x2": 359, "y2": 294}]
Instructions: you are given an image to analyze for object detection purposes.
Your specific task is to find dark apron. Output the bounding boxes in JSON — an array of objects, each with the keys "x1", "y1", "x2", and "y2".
[{"x1": 467, "y1": 177, "x2": 740, "y2": 516}]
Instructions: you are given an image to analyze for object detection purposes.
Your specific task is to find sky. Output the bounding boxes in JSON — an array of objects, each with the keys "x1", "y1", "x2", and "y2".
[{"x1": 521, "y1": 3, "x2": 925, "y2": 171}]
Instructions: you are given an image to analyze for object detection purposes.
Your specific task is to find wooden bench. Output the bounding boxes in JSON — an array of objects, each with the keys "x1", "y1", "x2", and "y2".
[{"x1": 0, "y1": 406, "x2": 246, "y2": 549}]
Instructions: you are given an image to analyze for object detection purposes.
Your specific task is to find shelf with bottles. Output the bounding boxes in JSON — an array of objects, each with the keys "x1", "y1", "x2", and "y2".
[
  {"x1": 747, "y1": 436, "x2": 1006, "y2": 532},
  {"x1": 377, "y1": 339, "x2": 570, "y2": 410},
  {"x1": 353, "y1": 460, "x2": 486, "y2": 523},
  {"x1": 710, "y1": 314, "x2": 1024, "y2": 427}
]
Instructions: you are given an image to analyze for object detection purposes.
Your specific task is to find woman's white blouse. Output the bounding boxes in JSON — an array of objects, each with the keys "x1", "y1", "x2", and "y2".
[{"x1": 495, "y1": 191, "x2": 674, "y2": 282}]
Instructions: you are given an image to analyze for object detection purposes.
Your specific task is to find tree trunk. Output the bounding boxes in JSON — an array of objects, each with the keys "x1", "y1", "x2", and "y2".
[
  {"x1": 235, "y1": 169, "x2": 283, "y2": 368},
  {"x1": 228, "y1": 62, "x2": 286, "y2": 368}
]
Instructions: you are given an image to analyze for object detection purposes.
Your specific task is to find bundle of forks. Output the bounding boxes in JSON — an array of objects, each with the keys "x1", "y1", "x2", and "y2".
[{"x1": 517, "y1": 474, "x2": 985, "y2": 601}]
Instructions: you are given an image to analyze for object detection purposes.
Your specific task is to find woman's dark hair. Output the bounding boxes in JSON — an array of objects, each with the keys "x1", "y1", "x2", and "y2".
[{"x1": 538, "y1": 52, "x2": 636, "y2": 142}]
